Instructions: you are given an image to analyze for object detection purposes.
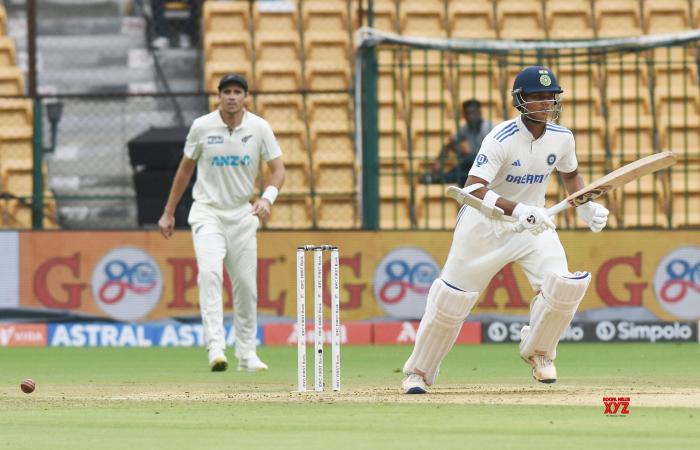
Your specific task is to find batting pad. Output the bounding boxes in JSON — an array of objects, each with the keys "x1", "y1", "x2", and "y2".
[
  {"x1": 520, "y1": 271, "x2": 591, "y2": 360},
  {"x1": 403, "y1": 279, "x2": 479, "y2": 386}
]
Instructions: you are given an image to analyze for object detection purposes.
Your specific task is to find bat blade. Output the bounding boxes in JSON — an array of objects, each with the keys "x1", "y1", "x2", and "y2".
[{"x1": 564, "y1": 151, "x2": 676, "y2": 208}]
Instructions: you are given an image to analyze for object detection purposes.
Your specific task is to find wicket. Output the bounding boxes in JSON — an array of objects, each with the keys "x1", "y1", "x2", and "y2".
[{"x1": 296, "y1": 245, "x2": 340, "y2": 392}]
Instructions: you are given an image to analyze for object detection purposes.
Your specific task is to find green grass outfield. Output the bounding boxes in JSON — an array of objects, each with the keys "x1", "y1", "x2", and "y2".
[{"x1": 1, "y1": 343, "x2": 699, "y2": 450}]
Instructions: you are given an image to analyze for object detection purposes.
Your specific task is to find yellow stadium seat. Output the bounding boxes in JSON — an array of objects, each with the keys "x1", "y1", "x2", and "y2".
[
  {"x1": 0, "y1": 126, "x2": 33, "y2": 170},
  {"x1": 253, "y1": 1, "x2": 299, "y2": 33},
  {"x1": 303, "y1": 0, "x2": 350, "y2": 32},
  {"x1": 0, "y1": 37, "x2": 16, "y2": 67},
  {"x1": 379, "y1": 128, "x2": 409, "y2": 160},
  {"x1": 570, "y1": 119, "x2": 606, "y2": 161},
  {"x1": 255, "y1": 31, "x2": 300, "y2": 63},
  {"x1": 304, "y1": 62, "x2": 351, "y2": 90},
  {"x1": 497, "y1": 0, "x2": 546, "y2": 40},
  {"x1": 400, "y1": 3, "x2": 446, "y2": 38},
  {"x1": 307, "y1": 95, "x2": 354, "y2": 167},
  {"x1": 408, "y1": 68, "x2": 451, "y2": 104},
  {"x1": 607, "y1": 96, "x2": 652, "y2": 127},
  {"x1": 604, "y1": 60, "x2": 649, "y2": 105},
  {"x1": 671, "y1": 193, "x2": 700, "y2": 227},
  {"x1": 653, "y1": 62, "x2": 699, "y2": 107},
  {"x1": 256, "y1": 94, "x2": 304, "y2": 127},
  {"x1": 0, "y1": 67, "x2": 24, "y2": 95},
  {"x1": 660, "y1": 122, "x2": 700, "y2": 157},
  {"x1": 307, "y1": 94, "x2": 352, "y2": 125},
  {"x1": 204, "y1": 61, "x2": 253, "y2": 92},
  {"x1": 670, "y1": 165, "x2": 700, "y2": 195},
  {"x1": 453, "y1": 55, "x2": 502, "y2": 97},
  {"x1": 545, "y1": 0, "x2": 594, "y2": 39},
  {"x1": 448, "y1": 0, "x2": 496, "y2": 39},
  {"x1": 203, "y1": 1, "x2": 250, "y2": 34},
  {"x1": 609, "y1": 122, "x2": 655, "y2": 158},
  {"x1": 315, "y1": 195, "x2": 359, "y2": 229},
  {"x1": 415, "y1": 184, "x2": 459, "y2": 229},
  {"x1": 621, "y1": 192, "x2": 665, "y2": 228},
  {"x1": 304, "y1": 31, "x2": 350, "y2": 64},
  {"x1": 204, "y1": 32, "x2": 251, "y2": 63},
  {"x1": 409, "y1": 97, "x2": 453, "y2": 134},
  {"x1": 1, "y1": 166, "x2": 33, "y2": 198},
  {"x1": 594, "y1": 0, "x2": 642, "y2": 38},
  {"x1": 265, "y1": 195, "x2": 312, "y2": 229},
  {"x1": 273, "y1": 127, "x2": 307, "y2": 163},
  {"x1": 368, "y1": 0, "x2": 399, "y2": 33},
  {"x1": 411, "y1": 128, "x2": 451, "y2": 160},
  {"x1": 314, "y1": 161, "x2": 356, "y2": 194},
  {"x1": 0, "y1": 198, "x2": 57, "y2": 229},
  {"x1": 555, "y1": 65, "x2": 601, "y2": 100},
  {"x1": 0, "y1": 98, "x2": 32, "y2": 128},
  {"x1": 378, "y1": 67, "x2": 406, "y2": 103},
  {"x1": 559, "y1": 96, "x2": 603, "y2": 127},
  {"x1": 380, "y1": 181, "x2": 411, "y2": 229},
  {"x1": 256, "y1": 61, "x2": 303, "y2": 91},
  {"x1": 644, "y1": 0, "x2": 690, "y2": 34}
]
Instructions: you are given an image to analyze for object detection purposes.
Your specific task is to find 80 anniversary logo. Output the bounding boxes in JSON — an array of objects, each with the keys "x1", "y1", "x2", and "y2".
[{"x1": 373, "y1": 247, "x2": 440, "y2": 319}]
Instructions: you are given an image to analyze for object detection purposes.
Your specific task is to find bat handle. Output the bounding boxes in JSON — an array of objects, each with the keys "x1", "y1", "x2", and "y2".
[{"x1": 511, "y1": 199, "x2": 571, "y2": 233}]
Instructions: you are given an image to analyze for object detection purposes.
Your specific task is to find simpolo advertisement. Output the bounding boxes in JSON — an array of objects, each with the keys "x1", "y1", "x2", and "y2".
[{"x1": 483, "y1": 320, "x2": 698, "y2": 343}]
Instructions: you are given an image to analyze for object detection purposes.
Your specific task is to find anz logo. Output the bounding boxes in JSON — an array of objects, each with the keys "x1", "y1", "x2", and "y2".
[{"x1": 211, "y1": 154, "x2": 252, "y2": 167}]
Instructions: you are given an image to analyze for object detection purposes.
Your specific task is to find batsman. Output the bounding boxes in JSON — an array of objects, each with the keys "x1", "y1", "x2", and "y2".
[{"x1": 402, "y1": 66, "x2": 610, "y2": 394}]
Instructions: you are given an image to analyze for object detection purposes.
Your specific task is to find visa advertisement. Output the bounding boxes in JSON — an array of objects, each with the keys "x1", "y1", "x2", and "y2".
[{"x1": 7, "y1": 230, "x2": 700, "y2": 323}]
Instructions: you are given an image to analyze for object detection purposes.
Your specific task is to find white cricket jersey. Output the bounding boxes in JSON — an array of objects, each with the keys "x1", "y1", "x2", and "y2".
[
  {"x1": 184, "y1": 109, "x2": 282, "y2": 209},
  {"x1": 468, "y1": 115, "x2": 577, "y2": 207}
]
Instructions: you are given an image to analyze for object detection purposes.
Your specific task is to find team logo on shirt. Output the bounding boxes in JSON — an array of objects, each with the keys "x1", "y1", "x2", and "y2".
[
  {"x1": 547, "y1": 153, "x2": 557, "y2": 165},
  {"x1": 241, "y1": 134, "x2": 253, "y2": 143},
  {"x1": 207, "y1": 135, "x2": 224, "y2": 144},
  {"x1": 475, "y1": 153, "x2": 489, "y2": 167},
  {"x1": 211, "y1": 154, "x2": 252, "y2": 167}
]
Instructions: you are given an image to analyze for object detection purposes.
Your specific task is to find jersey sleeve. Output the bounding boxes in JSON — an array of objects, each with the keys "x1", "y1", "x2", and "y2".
[
  {"x1": 183, "y1": 121, "x2": 202, "y2": 160},
  {"x1": 260, "y1": 120, "x2": 283, "y2": 161},
  {"x1": 467, "y1": 137, "x2": 507, "y2": 183},
  {"x1": 556, "y1": 133, "x2": 578, "y2": 173}
]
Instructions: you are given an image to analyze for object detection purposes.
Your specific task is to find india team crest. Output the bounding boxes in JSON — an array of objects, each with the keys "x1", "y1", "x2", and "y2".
[
  {"x1": 540, "y1": 74, "x2": 552, "y2": 86},
  {"x1": 475, "y1": 153, "x2": 489, "y2": 167}
]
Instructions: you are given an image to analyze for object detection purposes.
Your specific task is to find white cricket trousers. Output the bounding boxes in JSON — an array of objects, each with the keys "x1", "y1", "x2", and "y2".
[
  {"x1": 189, "y1": 201, "x2": 260, "y2": 359},
  {"x1": 441, "y1": 206, "x2": 570, "y2": 292}
]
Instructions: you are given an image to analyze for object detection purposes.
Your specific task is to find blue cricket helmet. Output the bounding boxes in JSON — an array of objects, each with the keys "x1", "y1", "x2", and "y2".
[{"x1": 511, "y1": 66, "x2": 563, "y2": 122}]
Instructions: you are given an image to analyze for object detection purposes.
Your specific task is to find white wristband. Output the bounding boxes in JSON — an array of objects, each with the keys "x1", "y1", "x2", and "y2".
[{"x1": 262, "y1": 185, "x2": 279, "y2": 205}]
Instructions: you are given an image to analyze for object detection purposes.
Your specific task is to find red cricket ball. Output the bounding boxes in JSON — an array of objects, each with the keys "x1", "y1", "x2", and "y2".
[{"x1": 20, "y1": 379, "x2": 35, "y2": 394}]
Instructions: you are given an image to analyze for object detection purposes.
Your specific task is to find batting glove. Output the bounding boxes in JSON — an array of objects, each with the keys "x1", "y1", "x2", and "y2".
[
  {"x1": 577, "y1": 201, "x2": 609, "y2": 232},
  {"x1": 513, "y1": 204, "x2": 556, "y2": 236}
]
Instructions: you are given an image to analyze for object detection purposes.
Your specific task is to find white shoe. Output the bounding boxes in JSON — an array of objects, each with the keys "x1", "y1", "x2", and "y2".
[
  {"x1": 402, "y1": 373, "x2": 428, "y2": 394},
  {"x1": 523, "y1": 354, "x2": 557, "y2": 383},
  {"x1": 520, "y1": 325, "x2": 557, "y2": 383},
  {"x1": 208, "y1": 348, "x2": 228, "y2": 372},
  {"x1": 237, "y1": 354, "x2": 268, "y2": 372}
]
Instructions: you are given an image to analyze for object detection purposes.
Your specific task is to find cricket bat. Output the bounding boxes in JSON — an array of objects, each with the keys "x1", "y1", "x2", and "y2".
[{"x1": 446, "y1": 151, "x2": 677, "y2": 227}]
